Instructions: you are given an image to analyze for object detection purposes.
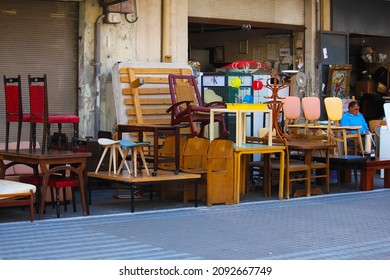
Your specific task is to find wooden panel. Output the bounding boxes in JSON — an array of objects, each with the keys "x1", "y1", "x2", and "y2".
[{"x1": 112, "y1": 62, "x2": 194, "y2": 143}]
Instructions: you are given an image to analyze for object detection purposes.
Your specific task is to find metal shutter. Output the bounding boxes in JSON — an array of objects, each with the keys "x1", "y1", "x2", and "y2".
[{"x1": 0, "y1": 0, "x2": 79, "y2": 145}]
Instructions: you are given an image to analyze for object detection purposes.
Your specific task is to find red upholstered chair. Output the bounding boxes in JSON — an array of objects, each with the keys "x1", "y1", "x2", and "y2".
[
  {"x1": 167, "y1": 74, "x2": 228, "y2": 139},
  {"x1": 28, "y1": 74, "x2": 80, "y2": 154},
  {"x1": 20, "y1": 168, "x2": 81, "y2": 218},
  {"x1": 3, "y1": 75, "x2": 31, "y2": 152}
]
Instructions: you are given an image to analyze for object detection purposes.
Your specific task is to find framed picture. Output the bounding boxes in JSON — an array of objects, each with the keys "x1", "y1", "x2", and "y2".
[
  {"x1": 326, "y1": 64, "x2": 352, "y2": 98},
  {"x1": 239, "y1": 40, "x2": 248, "y2": 54},
  {"x1": 214, "y1": 46, "x2": 224, "y2": 62}
]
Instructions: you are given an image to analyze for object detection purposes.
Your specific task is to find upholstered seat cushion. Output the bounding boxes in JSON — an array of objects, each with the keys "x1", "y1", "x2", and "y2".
[
  {"x1": 20, "y1": 175, "x2": 79, "y2": 189},
  {"x1": 30, "y1": 115, "x2": 80, "y2": 123},
  {"x1": 0, "y1": 179, "x2": 36, "y2": 199}
]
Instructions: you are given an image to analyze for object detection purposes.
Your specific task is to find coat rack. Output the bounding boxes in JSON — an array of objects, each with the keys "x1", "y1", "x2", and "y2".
[{"x1": 263, "y1": 72, "x2": 289, "y2": 139}]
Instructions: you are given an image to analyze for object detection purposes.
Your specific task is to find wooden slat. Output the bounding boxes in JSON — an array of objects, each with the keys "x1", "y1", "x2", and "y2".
[
  {"x1": 119, "y1": 67, "x2": 193, "y2": 75},
  {"x1": 124, "y1": 97, "x2": 172, "y2": 105},
  {"x1": 117, "y1": 65, "x2": 193, "y2": 136},
  {"x1": 122, "y1": 87, "x2": 171, "y2": 95}
]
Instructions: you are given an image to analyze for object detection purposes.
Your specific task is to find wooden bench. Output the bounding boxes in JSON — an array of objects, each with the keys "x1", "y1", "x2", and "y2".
[
  {"x1": 359, "y1": 158, "x2": 390, "y2": 191},
  {"x1": 87, "y1": 170, "x2": 200, "y2": 213},
  {"x1": 0, "y1": 179, "x2": 36, "y2": 222}
]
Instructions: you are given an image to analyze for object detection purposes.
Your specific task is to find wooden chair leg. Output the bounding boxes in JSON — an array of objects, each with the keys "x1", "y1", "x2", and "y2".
[
  {"x1": 63, "y1": 188, "x2": 67, "y2": 212},
  {"x1": 95, "y1": 146, "x2": 110, "y2": 173},
  {"x1": 55, "y1": 188, "x2": 61, "y2": 218},
  {"x1": 138, "y1": 147, "x2": 150, "y2": 176},
  {"x1": 116, "y1": 146, "x2": 131, "y2": 175}
]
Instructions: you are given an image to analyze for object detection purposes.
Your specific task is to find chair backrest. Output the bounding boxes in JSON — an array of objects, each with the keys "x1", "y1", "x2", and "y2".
[
  {"x1": 282, "y1": 96, "x2": 301, "y2": 120},
  {"x1": 28, "y1": 74, "x2": 48, "y2": 123},
  {"x1": 207, "y1": 139, "x2": 234, "y2": 172},
  {"x1": 3, "y1": 75, "x2": 23, "y2": 122},
  {"x1": 368, "y1": 119, "x2": 387, "y2": 133},
  {"x1": 182, "y1": 137, "x2": 209, "y2": 170},
  {"x1": 324, "y1": 97, "x2": 343, "y2": 122},
  {"x1": 168, "y1": 74, "x2": 202, "y2": 114},
  {"x1": 302, "y1": 96, "x2": 321, "y2": 122}
]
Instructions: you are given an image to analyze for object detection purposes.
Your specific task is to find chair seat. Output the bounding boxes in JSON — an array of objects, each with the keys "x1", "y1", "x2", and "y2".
[
  {"x1": 0, "y1": 179, "x2": 36, "y2": 197},
  {"x1": 20, "y1": 174, "x2": 79, "y2": 188},
  {"x1": 31, "y1": 115, "x2": 80, "y2": 124},
  {"x1": 120, "y1": 139, "x2": 149, "y2": 148}
]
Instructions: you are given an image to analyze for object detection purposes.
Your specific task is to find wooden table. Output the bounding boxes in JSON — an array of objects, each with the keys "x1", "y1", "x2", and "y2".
[
  {"x1": 117, "y1": 124, "x2": 181, "y2": 176},
  {"x1": 234, "y1": 143, "x2": 286, "y2": 203},
  {"x1": 0, "y1": 149, "x2": 91, "y2": 219},
  {"x1": 88, "y1": 170, "x2": 201, "y2": 213},
  {"x1": 359, "y1": 158, "x2": 390, "y2": 191},
  {"x1": 287, "y1": 141, "x2": 335, "y2": 197},
  {"x1": 312, "y1": 154, "x2": 368, "y2": 192}
]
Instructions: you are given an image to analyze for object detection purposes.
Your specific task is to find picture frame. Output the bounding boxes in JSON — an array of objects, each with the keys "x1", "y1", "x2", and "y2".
[
  {"x1": 326, "y1": 64, "x2": 352, "y2": 98},
  {"x1": 239, "y1": 40, "x2": 248, "y2": 54},
  {"x1": 214, "y1": 46, "x2": 224, "y2": 62}
]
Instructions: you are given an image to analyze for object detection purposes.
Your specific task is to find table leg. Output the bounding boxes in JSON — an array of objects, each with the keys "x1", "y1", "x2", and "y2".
[
  {"x1": 39, "y1": 166, "x2": 49, "y2": 219},
  {"x1": 278, "y1": 150, "x2": 285, "y2": 200},
  {"x1": 194, "y1": 180, "x2": 198, "y2": 207},
  {"x1": 233, "y1": 152, "x2": 241, "y2": 204},
  {"x1": 360, "y1": 167, "x2": 374, "y2": 191},
  {"x1": 209, "y1": 111, "x2": 215, "y2": 142},
  {"x1": 385, "y1": 169, "x2": 390, "y2": 188},
  {"x1": 77, "y1": 160, "x2": 89, "y2": 216},
  {"x1": 130, "y1": 183, "x2": 135, "y2": 213},
  {"x1": 263, "y1": 154, "x2": 271, "y2": 197}
]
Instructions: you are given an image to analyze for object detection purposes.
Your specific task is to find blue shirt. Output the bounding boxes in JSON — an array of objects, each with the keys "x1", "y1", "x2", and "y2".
[{"x1": 340, "y1": 112, "x2": 368, "y2": 134}]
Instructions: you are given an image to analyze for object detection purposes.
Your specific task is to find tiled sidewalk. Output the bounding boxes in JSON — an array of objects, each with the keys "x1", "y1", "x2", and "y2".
[{"x1": 1, "y1": 189, "x2": 389, "y2": 260}]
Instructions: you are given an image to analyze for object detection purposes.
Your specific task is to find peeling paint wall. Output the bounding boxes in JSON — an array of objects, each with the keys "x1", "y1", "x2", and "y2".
[{"x1": 78, "y1": 0, "x2": 188, "y2": 138}]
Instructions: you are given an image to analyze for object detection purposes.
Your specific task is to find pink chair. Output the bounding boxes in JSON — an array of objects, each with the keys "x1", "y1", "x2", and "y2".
[
  {"x1": 302, "y1": 96, "x2": 321, "y2": 134},
  {"x1": 282, "y1": 96, "x2": 304, "y2": 136}
]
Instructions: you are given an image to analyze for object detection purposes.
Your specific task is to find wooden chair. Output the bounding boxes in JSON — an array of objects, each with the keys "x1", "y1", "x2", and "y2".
[
  {"x1": 270, "y1": 138, "x2": 311, "y2": 198},
  {"x1": 369, "y1": 119, "x2": 387, "y2": 157},
  {"x1": 282, "y1": 96, "x2": 304, "y2": 136},
  {"x1": 290, "y1": 134, "x2": 330, "y2": 194},
  {"x1": 181, "y1": 137, "x2": 210, "y2": 203},
  {"x1": 3, "y1": 75, "x2": 31, "y2": 152},
  {"x1": 28, "y1": 74, "x2": 80, "y2": 154},
  {"x1": 20, "y1": 168, "x2": 82, "y2": 218},
  {"x1": 158, "y1": 135, "x2": 187, "y2": 171},
  {"x1": 167, "y1": 74, "x2": 228, "y2": 139},
  {"x1": 324, "y1": 97, "x2": 364, "y2": 156},
  {"x1": 206, "y1": 139, "x2": 234, "y2": 206},
  {"x1": 302, "y1": 96, "x2": 322, "y2": 134}
]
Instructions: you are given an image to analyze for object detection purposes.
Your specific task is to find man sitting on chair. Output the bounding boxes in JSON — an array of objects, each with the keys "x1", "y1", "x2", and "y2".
[{"x1": 340, "y1": 101, "x2": 369, "y2": 134}]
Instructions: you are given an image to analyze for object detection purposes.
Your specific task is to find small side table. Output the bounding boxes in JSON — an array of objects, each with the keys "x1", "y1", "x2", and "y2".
[
  {"x1": 210, "y1": 106, "x2": 273, "y2": 146},
  {"x1": 117, "y1": 124, "x2": 181, "y2": 176}
]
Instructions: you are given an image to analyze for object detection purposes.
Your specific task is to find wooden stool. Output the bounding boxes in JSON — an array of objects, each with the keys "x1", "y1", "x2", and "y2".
[
  {"x1": 118, "y1": 140, "x2": 150, "y2": 177},
  {"x1": 95, "y1": 138, "x2": 130, "y2": 174}
]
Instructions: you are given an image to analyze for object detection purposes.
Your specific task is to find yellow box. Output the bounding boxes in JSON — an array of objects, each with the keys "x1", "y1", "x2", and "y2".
[{"x1": 226, "y1": 103, "x2": 267, "y2": 110}]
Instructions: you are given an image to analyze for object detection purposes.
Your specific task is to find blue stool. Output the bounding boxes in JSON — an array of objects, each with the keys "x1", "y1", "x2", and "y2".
[
  {"x1": 118, "y1": 140, "x2": 150, "y2": 177},
  {"x1": 95, "y1": 138, "x2": 130, "y2": 174}
]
